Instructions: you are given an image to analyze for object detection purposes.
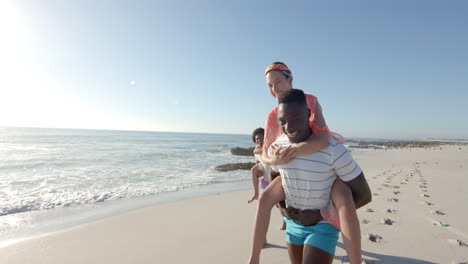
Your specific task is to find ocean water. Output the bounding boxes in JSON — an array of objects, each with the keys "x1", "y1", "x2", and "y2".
[
  {"x1": 0, "y1": 127, "x2": 255, "y2": 242},
  {"x1": 0, "y1": 127, "x2": 368, "y2": 245}
]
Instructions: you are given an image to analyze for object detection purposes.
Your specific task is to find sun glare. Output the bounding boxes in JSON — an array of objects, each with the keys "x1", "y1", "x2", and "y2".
[
  {"x1": 0, "y1": 1, "x2": 27, "y2": 67},
  {"x1": 0, "y1": 1, "x2": 41, "y2": 127}
]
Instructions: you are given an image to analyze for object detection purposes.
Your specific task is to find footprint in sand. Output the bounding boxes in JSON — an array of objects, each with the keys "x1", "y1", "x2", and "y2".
[
  {"x1": 400, "y1": 182, "x2": 407, "y2": 185},
  {"x1": 431, "y1": 210, "x2": 445, "y2": 215},
  {"x1": 420, "y1": 194, "x2": 430, "y2": 198},
  {"x1": 373, "y1": 193, "x2": 379, "y2": 196},
  {"x1": 386, "y1": 209, "x2": 397, "y2": 214},
  {"x1": 368, "y1": 233, "x2": 383, "y2": 243},
  {"x1": 362, "y1": 219, "x2": 370, "y2": 224},
  {"x1": 432, "y1": 221, "x2": 450, "y2": 227},
  {"x1": 381, "y1": 218, "x2": 394, "y2": 225},
  {"x1": 421, "y1": 189, "x2": 428, "y2": 192},
  {"x1": 425, "y1": 202, "x2": 434, "y2": 206},
  {"x1": 393, "y1": 191, "x2": 400, "y2": 195},
  {"x1": 366, "y1": 208, "x2": 374, "y2": 213},
  {"x1": 388, "y1": 198, "x2": 399, "y2": 203},
  {"x1": 448, "y1": 239, "x2": 468, "y2": 247},
  {"x1": 420, "y1": 185, "x2": 427, "y2": 189}
]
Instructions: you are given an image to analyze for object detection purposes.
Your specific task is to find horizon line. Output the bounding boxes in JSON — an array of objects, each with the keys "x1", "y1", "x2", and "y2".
[{"x1": 2, "y1": 125, "x2": 467, "y2": 142}]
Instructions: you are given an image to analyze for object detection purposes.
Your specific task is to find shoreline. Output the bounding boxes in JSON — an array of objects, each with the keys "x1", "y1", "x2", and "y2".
[
  {"x1": 0, "y1": 145, "x2": 467, "y2": 263},
  {"x1": 1, "y1": 151, "x2": 372, "y2": 246},
  {"x1": 0, "y1": 179, "x2": 252, "y2": 248}
]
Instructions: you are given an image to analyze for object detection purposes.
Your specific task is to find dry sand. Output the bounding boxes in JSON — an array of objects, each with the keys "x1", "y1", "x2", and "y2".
[{"x1": 0, "y1": 145, "x2": 467, "y2": 263}]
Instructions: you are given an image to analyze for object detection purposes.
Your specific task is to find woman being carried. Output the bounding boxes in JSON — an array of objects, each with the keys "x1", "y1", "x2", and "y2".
[
  {"x1": 248, "y1": 127, "x2": 286, "y2": 231},
  {"x1": 248, "y1": 62, "x2": 368, "y2": 264},
  {"x1": 248, "y1": 128, "x2": 271, "y2": 204}
]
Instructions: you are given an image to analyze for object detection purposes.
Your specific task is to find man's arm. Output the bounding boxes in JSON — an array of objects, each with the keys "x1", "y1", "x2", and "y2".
[{"x1": 342, "y1": 172, "x2": 372, "y2": 209}]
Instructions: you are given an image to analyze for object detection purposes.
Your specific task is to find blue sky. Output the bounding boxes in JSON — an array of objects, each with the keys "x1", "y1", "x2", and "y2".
[{"x1": 1, "y1": 0, "x2": 467, "y2": 139}]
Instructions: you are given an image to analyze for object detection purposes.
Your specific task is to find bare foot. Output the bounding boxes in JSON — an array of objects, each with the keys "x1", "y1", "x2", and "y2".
[{"x1": 248, "y1": 194, "x2": 259, "y2": 204}]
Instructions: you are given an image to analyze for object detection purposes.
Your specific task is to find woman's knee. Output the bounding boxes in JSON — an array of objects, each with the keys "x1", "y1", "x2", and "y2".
[
  {"x1": 251, "y1": 164, "x2": 259, "y2": 173},
  {"x1": 258, "y1": 188, "x2": 278, "y2": 208},
  {"x1": 251, "y1": 164, "x2": 263, "y2": 177}
]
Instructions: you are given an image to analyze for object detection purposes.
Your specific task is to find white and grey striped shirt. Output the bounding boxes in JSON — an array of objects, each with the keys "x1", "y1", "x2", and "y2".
[{"x1": 272, "y1": 135, "x2": 362, "y2": 211}]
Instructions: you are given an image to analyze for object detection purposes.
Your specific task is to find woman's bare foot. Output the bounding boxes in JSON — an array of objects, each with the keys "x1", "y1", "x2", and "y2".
[{"x1": 248, "y1": 194, "x2": 259, "y2": 203}]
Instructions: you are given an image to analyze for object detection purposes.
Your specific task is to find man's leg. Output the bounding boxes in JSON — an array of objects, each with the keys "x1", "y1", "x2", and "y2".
[
  {"x1": 302, "y1": 245, "x2": 333, "y2": 264},
  {"x1": 287, "y1": 243, "x2": 303, "y2": 264}
]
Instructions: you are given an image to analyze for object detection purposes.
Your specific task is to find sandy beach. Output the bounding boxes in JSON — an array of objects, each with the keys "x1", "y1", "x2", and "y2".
[{"x1": 0, "y1": 145, "x2": 467, "y2": 264}]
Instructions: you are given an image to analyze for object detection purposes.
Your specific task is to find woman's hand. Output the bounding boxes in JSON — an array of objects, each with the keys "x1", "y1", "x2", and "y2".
[{"x1": 268, "y1": 145, "x2": 297, "y2": 165}]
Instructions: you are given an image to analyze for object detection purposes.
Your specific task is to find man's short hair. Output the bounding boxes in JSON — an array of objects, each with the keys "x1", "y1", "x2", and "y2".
[
  {"x1": 277, "y1": 88, "x2": 307, "y2": 106},
  {"x1": 251, "y1": 127, "x2": 265, "y2": 143}
]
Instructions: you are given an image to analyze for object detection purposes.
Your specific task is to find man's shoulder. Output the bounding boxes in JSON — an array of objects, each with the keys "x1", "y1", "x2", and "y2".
[
  {"x1": 328, "y1": 138, "x2": 349, "y2": 152},
  {"x1": 311, "y1": 138, "x2": 349, "y2": 159}
]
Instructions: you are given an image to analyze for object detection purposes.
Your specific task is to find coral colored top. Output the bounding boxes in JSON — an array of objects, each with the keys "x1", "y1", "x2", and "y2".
[{"x1": 263, "y1": 94, "x2": 338, "y2": 153}]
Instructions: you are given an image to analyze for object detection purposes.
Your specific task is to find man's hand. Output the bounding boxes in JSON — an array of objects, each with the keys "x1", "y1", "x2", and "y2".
[{"x1": 343, "y1": 173, "x2": 372, "y2": 209}]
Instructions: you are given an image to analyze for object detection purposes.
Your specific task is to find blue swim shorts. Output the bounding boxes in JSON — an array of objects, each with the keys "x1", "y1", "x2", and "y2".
[{"x1": 284, "y1": 217, "x2": 340, "y2": 255}]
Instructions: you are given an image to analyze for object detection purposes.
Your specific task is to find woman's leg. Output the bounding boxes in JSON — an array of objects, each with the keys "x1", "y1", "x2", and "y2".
[
  {"x1": 331, "y1": 180, "x2": 362, "y2": 264},
  {"x1": 287, "y1": 243, "x2": 303, "y2": 264},
  {"x1": 248, "y1": 164, "x2": 263, "y2": 203},
  {"x1": 270, "y1": 172, "x2": 287, "y2": 230},
  {"x1": 302, "y1": 245, "x2": 334, "y2": 264},
  {"x1": 248, "y1": 176, "x2": 285, "y2": 263}
]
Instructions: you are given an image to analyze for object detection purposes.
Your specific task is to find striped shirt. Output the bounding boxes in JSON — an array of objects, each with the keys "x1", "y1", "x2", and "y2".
[{"x1": 271, "y1": 135, "x2": 362, "y2": 211}]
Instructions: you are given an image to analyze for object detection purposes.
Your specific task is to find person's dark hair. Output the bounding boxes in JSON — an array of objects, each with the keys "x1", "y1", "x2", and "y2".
[
  {"x1": 251, "y1": 127, "x2": 265, "y2": 143},
  {"x1": 277, "y1": 88, "x2": 307, "y2": 106}
]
